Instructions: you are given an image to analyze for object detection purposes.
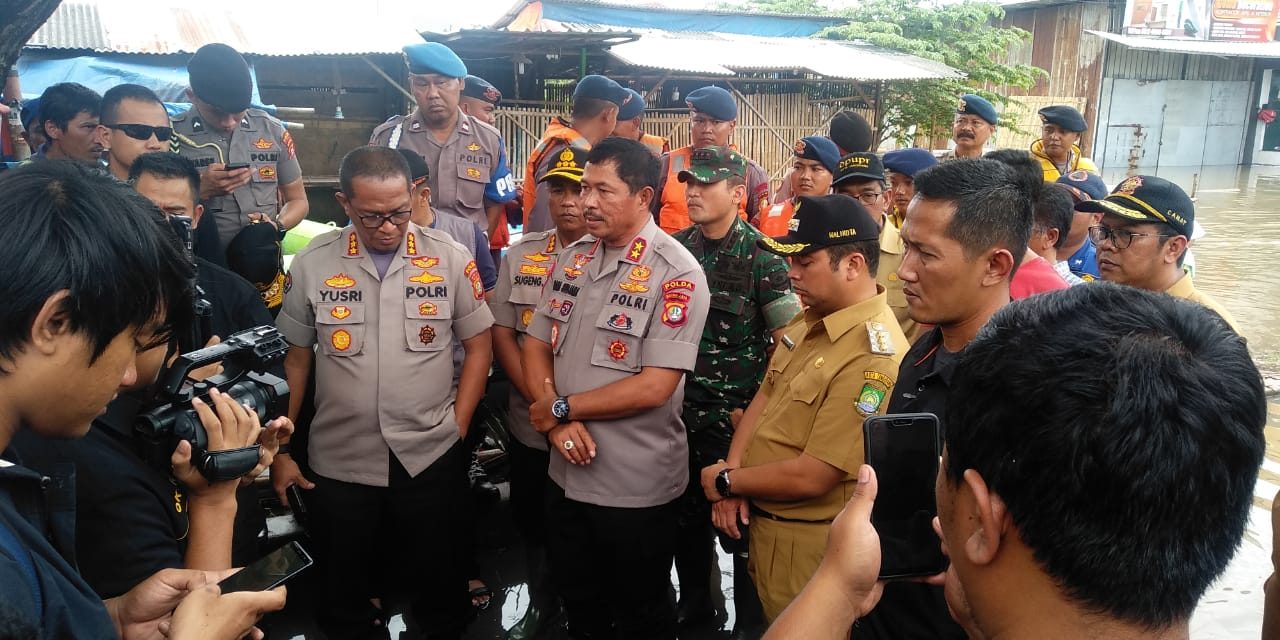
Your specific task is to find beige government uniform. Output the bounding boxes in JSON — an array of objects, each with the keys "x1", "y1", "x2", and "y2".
[
  {"x1": 369, "y1": 108, "x2": 514, "y2": 231},
  {"x1": 1166, "y1": 272, "x2": 1240, "y2": 334},
  {"x1": 490, "y1": 229, "x2": 581, "y2": 451},
  {"x1": 876, "y1": 220, "x2": 923, "y2": 343},
  {"x1": 526, "y1": 219, "x2": 710, "y2": 508},
  {"x1": 276, "y1": 224, "x2": 494, "y2": 485},
  {"x1": 740, "y1": 289, "x2": 907, "y2": 622},
  {"x1": 172, "y1": 107, "x2": 302, "y2": 249}
]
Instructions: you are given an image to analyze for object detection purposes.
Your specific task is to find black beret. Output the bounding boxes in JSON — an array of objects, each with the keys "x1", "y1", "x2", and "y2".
[
  {"x1": 462, "y1": 75, "x2": 501, "y2": 106},
  {"x1": 188, "y1": 43, "x2": 253, "y2": 113},
  {"x1": 1038, "y1": 105, "x2": 1087, "y2": 132}
]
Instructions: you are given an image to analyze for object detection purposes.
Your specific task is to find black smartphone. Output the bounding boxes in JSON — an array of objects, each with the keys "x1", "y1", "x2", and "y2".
[
  {"x1": 863, "y1": 412, "x2": 947, "y2": 580},
  {"x1": 218, "y1": 541, "x2": 313, "y2": 593},
  {"x1": 286, "y1": 484, "x2": 309, "y2": 529},
  {"x1": 223, "y1": 162, "x2": 249, "y2": 171}
]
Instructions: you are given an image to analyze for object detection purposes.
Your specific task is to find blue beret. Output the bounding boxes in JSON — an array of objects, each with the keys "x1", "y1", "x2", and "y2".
[
  {"x1": 883, "y1": 148, "x2": 938, "y2": 178},
  {"x1": 20, "y1": 97, "x2": 40, "y2": 132},
  {"x1": 403, "y1": 43, "x2": 467, "y2": 78},
  {"x1": 618, "y1": 89, "x2": 646, "y2": 120},
  {"x1": 957, "y1": 94, "x2": 998, "y2": 125},
  {"x1": 573, "y1": 75, "x2": 630, "y2": 106},
  {"x1": 685, "y1": 86, "x2": 736, "y2": 121},
  {"x1": 793, "y1": 136, "x2": 839, "y2": 174},
  {"x1": 462, "y1": 75, "x2": 501, "y2": 106},
  {"x1": 1056, "y1": 170, "x2": 1108, "y2": 201},
  {"x1": 1038, "y1": 105, "x2": 1087, "y2": 132}
]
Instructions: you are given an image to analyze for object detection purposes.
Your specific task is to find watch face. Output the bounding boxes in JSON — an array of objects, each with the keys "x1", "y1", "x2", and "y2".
[{"x1": 552, "y1": 398, "x2": 568, "y2": 419}]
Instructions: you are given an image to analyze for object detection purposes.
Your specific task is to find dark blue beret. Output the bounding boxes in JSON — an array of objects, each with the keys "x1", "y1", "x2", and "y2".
[
  {"x1": 188, "y1": 43, "x2": 252, "y2": 113},
  {"x1": 883, "y1": 148, "x2": 938, "y2": 178},
  {"x1": 1038, "y1": 105, "x2": 1087, "y2": 132},
  {"x1": 573, "y1": 75, "x2": 630, "y2": 106},
  {"x1": 403, "y1": 43, "x2": 467, "y2": 78},
  {"x1": 793, "y1": 136, "x2": 839, "y2": 174},
  {"x1": 462, "y1": 75, "x2": 501, "y2": 106},
  {"x1": 685, "y1": 86, "x2": 736, "y2": 121},
  {"x1": 20, "y1": 97, "x2": 40, "y2": 132},
  {"x1": 1056, "y1": 170, "x2": 1108, "y2": 201},
  {"x1": 618, "y1": 89, "x2": 646, "y2": 120},
  {"x1": 957, "y1": 93, "x2": 998, "y2": 125}
]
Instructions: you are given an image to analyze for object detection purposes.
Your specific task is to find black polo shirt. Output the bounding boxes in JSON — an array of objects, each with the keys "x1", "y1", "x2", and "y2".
[{"x1": 855, "y1": 326, "x2": 966, "y2": 640}]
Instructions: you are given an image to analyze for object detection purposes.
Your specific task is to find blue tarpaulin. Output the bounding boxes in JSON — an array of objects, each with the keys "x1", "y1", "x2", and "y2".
[
  {"x1": 538, "y1": 3, "x2": 843, "y2": 38},
  {"x1": 15, "y1": 52, "x2": 270, "y2": 109}
]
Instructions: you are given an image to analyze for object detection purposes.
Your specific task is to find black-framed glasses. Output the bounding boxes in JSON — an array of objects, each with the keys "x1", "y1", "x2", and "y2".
[
  {"x1": 851, "y1": 191, "x2": 884, "y2": 205},
  {"x1": 355, "y1": 210, "x2": 412, "y2": 228},
  {"x1": 1088, "y1": 225, "x2": 1171, "y2": 250},
  {"x1": 104, "y1": 123, "x2": 174, "y2": 142}
]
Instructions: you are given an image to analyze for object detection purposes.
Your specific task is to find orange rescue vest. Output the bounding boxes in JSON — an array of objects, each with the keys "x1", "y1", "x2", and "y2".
[
  {"x1": 657, "y1": 146, "x2": 751, "y2": 235},
  {"x1": 757, "y1": 200, "x2": 796, "y2": 238},
  {"x1": 639, "y1": 134, "x2": 669, "y2": 157},
  {"x1": 522, "y1": 117, "x2": 589, "y2": 228}
]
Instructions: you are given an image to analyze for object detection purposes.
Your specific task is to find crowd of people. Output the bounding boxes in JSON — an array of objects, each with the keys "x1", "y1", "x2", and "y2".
[{"x1": 0, "y1": 36, "x2": 1271, "y2": 640}]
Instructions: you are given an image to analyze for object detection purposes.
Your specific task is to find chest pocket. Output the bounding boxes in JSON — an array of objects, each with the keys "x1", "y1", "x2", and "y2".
[
  {"x1": 456, "y1": 162, "x2": 490, "y2": 210},
  {"x1": 590, "y1": 304, "x2": 650, "y2": 373},
  {"x1": 248, "y1": 160, "x2": 280, "y2": 213},
  {"x1": 316, "y1": 302, "x2": 365, "y2": 357},
  {"x1": 404, "y1": 298, "x2": 452, "y2": 352},
  {"x1": 508, "y1": 276, "x2": 545, "y2": 332}
]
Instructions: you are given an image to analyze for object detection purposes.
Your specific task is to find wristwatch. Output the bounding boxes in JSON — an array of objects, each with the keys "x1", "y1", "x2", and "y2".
[
  {"x1": 715, "y1": 468, "x2": 734, "y2": 498},
  {"x1": 551, "y1": 396, "x2": 571, "y2": 423}
]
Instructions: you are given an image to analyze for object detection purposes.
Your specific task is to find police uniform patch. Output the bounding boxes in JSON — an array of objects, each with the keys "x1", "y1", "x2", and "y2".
[
  {"x1": 281, "y1": 130, "x2": 296, "y2": 159},
  {"x1": 467, "y1": 167, "x2": 482, "y2": 179},
  {"x1": 419, "y1": 325, "x2": 436, "y2": 345},
  {"x1": 253, "y1": 138, "x2": 274, "y2": 150},
  {"x1": 418, "y1": 301, "x2": 438, "y2": 316},
  {"x1": 629, "y1": 265, "x2": 652, "y2": 281},
  {"x1": 347, "y1": 232, "x2": 360, "y2": 256},
  {"x1": 558, "y1": 301, "x2": 574, "y2": 316},
  {"x1": 283, "y1": 272, "x2": 293, "y2": 294},
  {"x1": 608, "y1": 339, "x2": 628, "y2": 360},
  {"x1": 409, "y1": 271, "x2": 445, "y2": 285},
  {"x1": 661, "y1": 300, "x2": 688, "y2": 328},
  {"x1": 628, "y1": 238, "x2": 647, "y2": 262},
  {"x1": 607, "y1": 313, "x2": 633, "y2": 331},
  {"x1": 519, "y1": 264, "x2": 550, "y2": 277},
  {"x1": 856, "y1": 383, "x2": 886, "y2": 416},
  {"x1": 466, "y1": 260, "x2": 484, "y2": 300},
  {"x1": 521, "y1": 308, "x2": 534, "y2": 327},
  {"x1": 467, "y1": 143, "x2": 481, "y2": 152},
  {"x1": 525, "y1": 252, "x2": 550, "y2": 263},
  {"x1": 406, "y1": 232, "x2": 418, "y2": 256},
  {"x1": 411, "y1": 256, "x2": 440, "y2": 269},
  {"x1": 325, "y1": 273, "x2": 356, "y2": 289},
  {"x1": 619, "y1": 281, "x2": 649, "y2": 294},
  {"x1": 662, "y1": 279, "x2": 696, "y2": 294},
  {"x1": 258, "y1": 166, "x2": 277, "y2": 180},
  {"x1": 332, "y1": 329, "x2": 352, "y2": 351},
  {"x1": 544, "y1": 235, "x2": 557, "y2": 253},
  {"x1": 330, "y1": 305, "x2": 352, "y2": 320}
]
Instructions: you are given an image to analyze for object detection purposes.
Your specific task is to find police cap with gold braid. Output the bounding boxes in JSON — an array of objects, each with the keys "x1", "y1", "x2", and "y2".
[
  {"x1": 538, "y1": 146, "x2": 588, "y2": 184},
  {"x1": 1074, "y1": 175, "x2": 1194, "y2": 238},
  {"x1": 757, "y1": 194, "x2": 881, "y2": 256}
]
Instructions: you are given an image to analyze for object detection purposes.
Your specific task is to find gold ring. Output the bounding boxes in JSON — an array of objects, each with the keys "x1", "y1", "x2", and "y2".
[{"x1": 564, "y1": 440, "x2": 574, "y2": 451}]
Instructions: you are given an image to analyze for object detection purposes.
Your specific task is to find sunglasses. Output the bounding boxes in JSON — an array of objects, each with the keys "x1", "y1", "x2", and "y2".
[{"x1": 105, "y1": 123, "x2": 174, "y2": 142}]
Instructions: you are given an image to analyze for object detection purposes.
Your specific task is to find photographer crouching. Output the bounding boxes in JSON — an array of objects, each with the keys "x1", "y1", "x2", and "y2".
[{"x1": 0, "y1": 160, "x2": 288, "y2": 639}]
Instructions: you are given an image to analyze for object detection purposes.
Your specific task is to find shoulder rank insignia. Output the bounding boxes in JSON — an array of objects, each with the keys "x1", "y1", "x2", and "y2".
[{"x1": 867, "y1": 321, "x2": 895, "y2": 356}]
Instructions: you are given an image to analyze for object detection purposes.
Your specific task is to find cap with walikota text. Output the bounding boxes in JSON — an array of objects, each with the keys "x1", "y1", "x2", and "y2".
[{"x1": 757, "y1": 194, "x2": 880, "y2": 256}]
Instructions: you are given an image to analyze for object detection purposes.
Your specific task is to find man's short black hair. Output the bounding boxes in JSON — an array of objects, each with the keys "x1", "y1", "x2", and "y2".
[
  {"x1": 38, "y1": 82, "x2": 102, "y2": 131},
  {"x1": 100, "y1": 84, "x2": 164, "y2": 126},
  {"x1": 585, "y1": 137, "x2": 659, "y2": 195},
  {"x1": 945, "y1": 284, "x2": 1265, "y2": 628},
  {"x1": 826, "y1": 239, "x2": 880, "y2": 278},
  {"x1": 339, "y1": 146, "x2": 411, "y2": 199},
  {"x1": 913, "y1": 158, "x2": 1033, "y2": 278},
  {"x1": 1034, "y1": 183, "x2": 1075, "y2": 251},
  {"x1": 129, "y1": 152, "x2": 202, "y2": 207},
  {"x1": 0, "y1": 162, "x2": 194, "y2": 367},
  {"x1": 572, "y1": 96, "x2": 615, "y2": 121},
  {"x1": 983, "y1": 148, "x2": 1043, "y2": 202}
]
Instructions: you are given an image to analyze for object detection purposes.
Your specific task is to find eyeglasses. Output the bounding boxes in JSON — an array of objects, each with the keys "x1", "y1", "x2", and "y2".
[
  {"x1": 355, "y1": 210, "x2": 412, "y2": 228},
  {"x1": 851, "y1": 191, "x2": 884, "y2": 205},
  {"x1": 1088, "y1": 225, "x2": 1171, "y2": 250},
  {"x1": 104, "y1": 123, "x2": 174, "y2": 142}
]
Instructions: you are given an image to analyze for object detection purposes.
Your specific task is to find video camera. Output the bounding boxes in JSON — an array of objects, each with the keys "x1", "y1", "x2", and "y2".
[{"x1": 135, "y1": 326, "x2": 290, "y2": 483}]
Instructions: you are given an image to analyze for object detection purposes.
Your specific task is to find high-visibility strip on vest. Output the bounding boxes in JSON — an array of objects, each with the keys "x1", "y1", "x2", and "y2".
[
  {"x1": 522, "y1": 117, "x2": 589, "y2": 228},
  {"x1": 639, "y1": 134, "x2": 668, "y2": 157},
  {"x1": 657, "y1": 146, "x2": 751, "y2": 235},
  {"x1": 757, "y1": 200, "x2": 795, "y2": 238}
]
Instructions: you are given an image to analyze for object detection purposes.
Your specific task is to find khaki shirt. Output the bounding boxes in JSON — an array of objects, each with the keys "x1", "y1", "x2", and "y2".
[
  {"x1": 1166, "y1": 273, "x2": 1240, "y2": 333},
  {"x1": 369, "y1": 108, "x2": 516, "y2": 230},
  {"x1": 490, "y1": 229, "x2": 582, "y2": 451},
  {"x1": 172, "y1": 108, "x2": 303, "y2": 249},
  {"x1": 876, "y1": 221, "x2": 923, "y2": 343},
  {"x1": 277, "y1": 225, "x2": 494, "y2": 486},
  {"x1": 743, "y1": 290, "x2": 907, "y2": 521},
  {"x1": 527, "y1": 219, "x2": 710, "y2": 508}
]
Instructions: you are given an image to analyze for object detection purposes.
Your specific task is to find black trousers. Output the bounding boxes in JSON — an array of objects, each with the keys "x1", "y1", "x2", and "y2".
[
  {"x1": 309, "y1": 440, "x2": 470, "y2": 639},
  {"x1": 508, "y1": 437, "x2": 551, "y2": 545},
  {"x1": 545, "y1": 482, "x2": 679, "y2": 640}
]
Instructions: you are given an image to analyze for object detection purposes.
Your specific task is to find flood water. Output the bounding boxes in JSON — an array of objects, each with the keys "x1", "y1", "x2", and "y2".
[{"x1": 1102, "y1": 165, "x2": 1280, "y2": 638}]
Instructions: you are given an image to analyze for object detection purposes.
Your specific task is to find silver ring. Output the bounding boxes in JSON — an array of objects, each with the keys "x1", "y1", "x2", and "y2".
[{"x1": 563, "y1": 440, "x2": 575, "y2": 451}]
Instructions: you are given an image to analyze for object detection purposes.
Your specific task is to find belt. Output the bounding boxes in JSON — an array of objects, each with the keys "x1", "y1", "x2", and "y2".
[{"x1": 749, "y1": 503, "x2": 833, "y2": 525}]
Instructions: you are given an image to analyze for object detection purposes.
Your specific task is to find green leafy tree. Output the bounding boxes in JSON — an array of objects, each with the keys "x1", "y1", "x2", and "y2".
[{"x1": 722, "y1": 0, "x2": 1044, "y2": 145}]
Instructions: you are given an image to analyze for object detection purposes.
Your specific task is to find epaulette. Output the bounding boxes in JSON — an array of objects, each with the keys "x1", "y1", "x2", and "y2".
[{"x1": 867, "y1": 321, "x2": 896, "y2": 356}]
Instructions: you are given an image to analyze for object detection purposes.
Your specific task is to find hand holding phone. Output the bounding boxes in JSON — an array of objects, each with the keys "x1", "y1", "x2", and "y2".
[
  {"x1": 218, "y1": 541, "x2": 313, "y2": 593},
  {"x1": 863, "y1": 413, "x2": 947, "y2": 580},
  {"x1": 223, "y1": 162, "x2": 249, "y2": 171}
]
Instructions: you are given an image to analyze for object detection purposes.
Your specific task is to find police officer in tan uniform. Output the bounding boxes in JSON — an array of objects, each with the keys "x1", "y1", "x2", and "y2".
[
  {"x1": 271, "y1": 146, "x2": 494, "y2": 638},
  {"x1": 172, "y1": 43, "x2": 309, "y2": 257},
  {"x1": 699, "y1": 194, "x2": 907, "y2": 624},
  {"x1": 832, "y1": 152, "x2": 921, "y2": 342},
  {"x1": 370, "y1": 43, "x2": 517, "y2": 245},
  {"x1": 490, "y1": 146, "x2": 591, "y2": 640},
  {"x1": 521, "y1": 138, "x2": 710, "y2": 640}
]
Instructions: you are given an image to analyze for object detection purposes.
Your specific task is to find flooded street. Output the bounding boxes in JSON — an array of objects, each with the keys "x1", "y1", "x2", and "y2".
[{"x1": 1107, "y1": 165, "x2": 1280, "y2": 638}]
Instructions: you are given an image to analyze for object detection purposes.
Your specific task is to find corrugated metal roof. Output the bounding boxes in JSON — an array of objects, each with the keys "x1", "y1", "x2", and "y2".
[
  {"x1": 1086, "y1": 29, "x2": 1280, "y2": 58},
  {"x1": 26, "y1": 2, "x2": 420, "y2": 56},
  {"x1": 605, "y1": 31, "x2": 962, "y2": 81}
]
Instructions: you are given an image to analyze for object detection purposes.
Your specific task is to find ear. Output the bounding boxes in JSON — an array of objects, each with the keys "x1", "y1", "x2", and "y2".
[
  {"x1": 30, "y1": 290, "x2": 75, "y2": 357},
  {"x1": 1164, "y1": 235, "x2": 1189, "y2": 265},
  {"x1": 1045, "y1": 228, "x2": 1060, "y2": 249},
  {"x1": 417, "y1": 185, "x2": 432, "y2": 206},
  {"x1": 961, "y1": 469, "x2": 1008, "y2": 567},
  {"x1": 844, "y1": 250, "x2": 867, "y2": 281},
  {"x1": 982, "y1": 247, "x2": 1015, "y2": 287},
  {"x1": 730, "y1": 182, "x2": 747, "y2": 207},
  {"x1": 636, "y1": 184, "x2": 656, "y2": 209},
  {"x1": 95, "y1": 124, "x2": 111, "y2": 151},
  {"x1": 191, "y1": 203, "x2": 205, "y2": 228},
  {"x1": 43, "y1": 120, "x2": 59, "y2": 141}
]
